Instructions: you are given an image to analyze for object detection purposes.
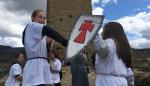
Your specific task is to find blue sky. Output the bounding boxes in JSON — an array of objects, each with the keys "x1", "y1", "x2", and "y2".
[
  {"x1": 93, "y1": 0, "x2": 150, "y2": 19},
  {"x1": 92, "y1": 0, "x2": 150, "y2": 49},
  {"x1": 0, "y1": 0, "x2": 149, "y2": 49}
]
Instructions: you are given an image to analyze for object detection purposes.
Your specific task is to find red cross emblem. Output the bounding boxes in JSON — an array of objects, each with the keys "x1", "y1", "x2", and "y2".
[{"x1": 74, "y1": 20, "x2": 95, "y2": 44}]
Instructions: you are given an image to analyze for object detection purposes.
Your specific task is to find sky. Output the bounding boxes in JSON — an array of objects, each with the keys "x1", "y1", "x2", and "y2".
[{"x1": 0, "y1": 0, "x2": 150, "y2": 49}]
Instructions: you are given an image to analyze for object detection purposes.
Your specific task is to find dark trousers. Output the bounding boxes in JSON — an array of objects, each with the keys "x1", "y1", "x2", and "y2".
[
  {"x1": 37, "y1": 84, "x2": 45, "y2": 86},
  {"x1": 70, "y1": 54, "x2": 89, "y2": 86},
  {"x1": 54, "y1": 83, "x2": 61, "y2": 86},
  {"x1": 36, "y1": 84, "x2": 51, "y2": 86}
]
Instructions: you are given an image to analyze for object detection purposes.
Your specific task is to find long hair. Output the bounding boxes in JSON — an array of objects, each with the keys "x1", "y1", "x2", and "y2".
[{"x1": 102, "y1": 22, "x2": 132, "y2": 68}]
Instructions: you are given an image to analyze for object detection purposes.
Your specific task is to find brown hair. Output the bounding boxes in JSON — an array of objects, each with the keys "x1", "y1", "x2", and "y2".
[
  {"x1": 103, "y1": 22, "x2": 132, "y2": 68},
  {"x1": 15, "y1": 52, "x2": 24, "y2": 58},
  {"x1": 31, "y1": 10, "x2": 45, "y2": 21},
  {"x1": 49, "y1": 50, "x2": 57, "y2": 57}
]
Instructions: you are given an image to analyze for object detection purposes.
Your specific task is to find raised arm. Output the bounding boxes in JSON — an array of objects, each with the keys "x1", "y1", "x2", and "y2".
[
  {"x1": 42, "y1": 25, "x2": 68, "y2": 47},
  {"x1": 92, "y1": 34, "x2": 109, "y2": 58}
]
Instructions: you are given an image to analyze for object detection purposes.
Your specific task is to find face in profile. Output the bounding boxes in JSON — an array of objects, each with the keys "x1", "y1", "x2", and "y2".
[{"x1": 32, "y1": 11, "x2": 46, "y2": 24}]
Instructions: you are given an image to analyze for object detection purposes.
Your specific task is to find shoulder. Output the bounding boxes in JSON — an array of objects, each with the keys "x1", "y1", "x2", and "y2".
[
  {"x1": 12, "y1": 63, "x2": 21, "y2": 68},
  {"x1": 13, "y1": 63, "x2": 20, "y2": 67},
  {"x1": 104, "y1": 38, "x2": 117, "y2": 59},
  {"x1": 26, "y1": 22, "x2": 45, "y2": 36},
  {"x1": 55, "y1": 58, "x2": 61, "y2": 62},
  {"x1": 55, "y1": 58, "x2": 61, "y2": 64},
  {"x1": 105, "y1": 38, "x2": 115, "y2": 44},
  {"x1": 105, "y1": 38, "x2": 116, "y2": 49},
  {"x1": 28, "y1": 22, "x2": 44, "y2": 29}
]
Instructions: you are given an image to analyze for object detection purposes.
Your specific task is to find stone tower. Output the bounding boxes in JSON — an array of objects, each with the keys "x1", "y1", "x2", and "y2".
[
  {"x1": 47, "y1": 0, "x2": 93, "y2": 60},
  {"x1": 47, "y1": 0, "x2": 92, "y2": 37}
]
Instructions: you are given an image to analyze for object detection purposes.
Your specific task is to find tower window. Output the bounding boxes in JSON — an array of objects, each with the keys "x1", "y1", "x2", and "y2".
[
  {"x1": 60, "y1": 18, "x2": 63, "y2": 21},
  {"x1": 68, "y1": 15, "x2": 73, "y2": 18}
]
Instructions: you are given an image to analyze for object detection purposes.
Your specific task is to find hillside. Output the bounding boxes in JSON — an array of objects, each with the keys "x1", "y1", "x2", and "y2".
[
  {"x1": 0, "y1": 45, "x2": 25, "y2": 79},
  {"x1": 0, "y1": 45, "x2": 150, "y2": 86},
  {"x1": 0, "y1": 45, "x2": 25, "y2": 61}
]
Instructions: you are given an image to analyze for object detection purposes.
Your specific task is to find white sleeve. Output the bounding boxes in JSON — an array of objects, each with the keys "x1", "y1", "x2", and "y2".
[
  {"x1": 55, "y1": 60, "x2": 61, "y2": 72},
  {"x1": 51, "y1": 60, "x2": 61, "y2": 72},
  {"x1": 12, "y1": 64, "x2": 21, "y2": 77},
  {"x1": 29, "y1": 22, "x2": 44, "y2": 40},
  {"x1": 92, "y1": 34, "x2": 109, "y2": 58},
  {"x1": 126, "y1": 68, "x2": 135, "y2": 86},
  {"x1": 127, "y1": 68, "x2": 134, "y2": 77}
]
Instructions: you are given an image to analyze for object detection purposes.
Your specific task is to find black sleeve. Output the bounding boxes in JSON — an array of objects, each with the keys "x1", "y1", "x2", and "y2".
[
  {"x1": 42, "y1": 25, "x2": 68, "y2": 47},
  {"x1": 15, "y1": 74, "x2": 20, "y2": 78},
  {"x1": 22, "y1": 25, "x2": 28, "y2": 45},
  {"x1": 22, "y1": 29, "x2": 25, "y2": 45}
]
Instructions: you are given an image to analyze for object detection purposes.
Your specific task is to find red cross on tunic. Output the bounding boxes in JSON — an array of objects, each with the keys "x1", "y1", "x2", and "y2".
[{"x1": 74, "y1": 20, "x2": 95, "y2": 44}]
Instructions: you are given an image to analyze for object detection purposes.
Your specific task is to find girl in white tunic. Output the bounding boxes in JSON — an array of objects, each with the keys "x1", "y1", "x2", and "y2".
[
  {"x1": 5, "y1": 52, "x2": 24, "y2": 86},
  {"x1": 49, "y1": 50, "x2": 62, "y2": 86},
  {"x1": 92, "y1": 22, "x2": 134, "y2": 86},
  {"x1": 22, "y1": 10, "x2": 67, "y2": 86}
]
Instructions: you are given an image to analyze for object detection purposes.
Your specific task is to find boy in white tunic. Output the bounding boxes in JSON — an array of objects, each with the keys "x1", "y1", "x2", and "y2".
[
  {"x1": 22, "y1": 10, "x2": 67, "y2": 86},
  {"x1": 92, "y1": 22, "x2": 134, "y2": 86},
  {"x1": 49, "y1": 50, "x2": 62, "y2": 86},
  {"x1": 5, "y1": 52, "x2": 24, "y2": 86}
]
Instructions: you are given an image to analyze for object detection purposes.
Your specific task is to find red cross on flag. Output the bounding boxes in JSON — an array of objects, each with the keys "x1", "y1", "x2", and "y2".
[{"x1": 66, "y1": 15, "x2": 104, "y2": 59}]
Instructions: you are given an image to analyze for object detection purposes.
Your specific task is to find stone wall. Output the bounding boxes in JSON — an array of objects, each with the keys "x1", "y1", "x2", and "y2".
[{"x1": 47, "y1": 0, "x2": 92, "y2": 37}]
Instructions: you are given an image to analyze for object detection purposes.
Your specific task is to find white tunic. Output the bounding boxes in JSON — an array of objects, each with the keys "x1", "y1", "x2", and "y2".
[
  {"x1": 5, "y1": 63, "x2": 22, "y2": 86},
  {"x1": 50, "y1": 58, "x2": 61, "y2": 84},
  {"x1": 93, "y1": 35, "x2": 128, "y2": 86},
  {"x1": 22, "y1": 22, "x2": 52, "y2": 86}
]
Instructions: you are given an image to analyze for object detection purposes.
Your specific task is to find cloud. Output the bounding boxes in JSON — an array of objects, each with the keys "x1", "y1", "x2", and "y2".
[
  {"x1": 0, "y1": 2, "x2": 29, "y2": 47},
  {"x1": 101, "y1": 0, "x2": 118, "y2": 7},
  {"x1": 92, "y1": 0, "x2": 118, "y2": 8},
  {"x1": 116, "y1": 11, "x2": 150, "y2": 48},
  {"x1": 1, "y1": 0, "x2": 47, "y2": 13},
  {"x1": 130, "y1": 38, "x2": 150, "y2": 49},
  {"x1": 91, "y1": 0, "x2": 100, "y2": 9},
  {"x1": 0, "y1": 0, "x2": 47, "y2": 47},
  {"x1": 92, "y1": 0, "x2": 100, "y2": 5},
  {"x1": 92, "y1": 7, "x2": 104, "y2": 15},
  {"x1": 102, "y1": 0, "x2": 110, "y2": 5},
  {"x1": 0, "y1": 10, "x2": 30, "y2": 38},
  {"x1": 117, "y1": 12, "x2": 150, "y2": 38},
  {"x1": 147, "y1": 5, "x2": 150, "y2": 9},
  {"x1": 0, "y1": 37, "x2": 23, "y2": 47},
  {"x1": 113, "y1": 0, "x2": 118, "y2": 4},
  {"x1": 134, "y1": 8, "x2": 141, "y2": 12}
]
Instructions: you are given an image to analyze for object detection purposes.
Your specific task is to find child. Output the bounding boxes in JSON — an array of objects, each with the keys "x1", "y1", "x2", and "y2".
[
  {"x1": 55, "y1": 47, "x2": 64, "y2": 80},
  {"x1": 48, "y1": 50, "x2": 62, "y2": 86},
  {"x1": 5, "y1": 52, "x2": 24, "y2": 86},
  {"x1": 22, "y1": 10, "x2": 67, "y2": 86},
  {"x1": 92, "y1": 22, "x2": 134, "y2": 86}
]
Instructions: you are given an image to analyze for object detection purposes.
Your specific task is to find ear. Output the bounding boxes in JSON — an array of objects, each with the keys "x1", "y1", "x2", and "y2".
[{"x1": 31, "y1": 17, "x2": 35, "y2": 22}]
